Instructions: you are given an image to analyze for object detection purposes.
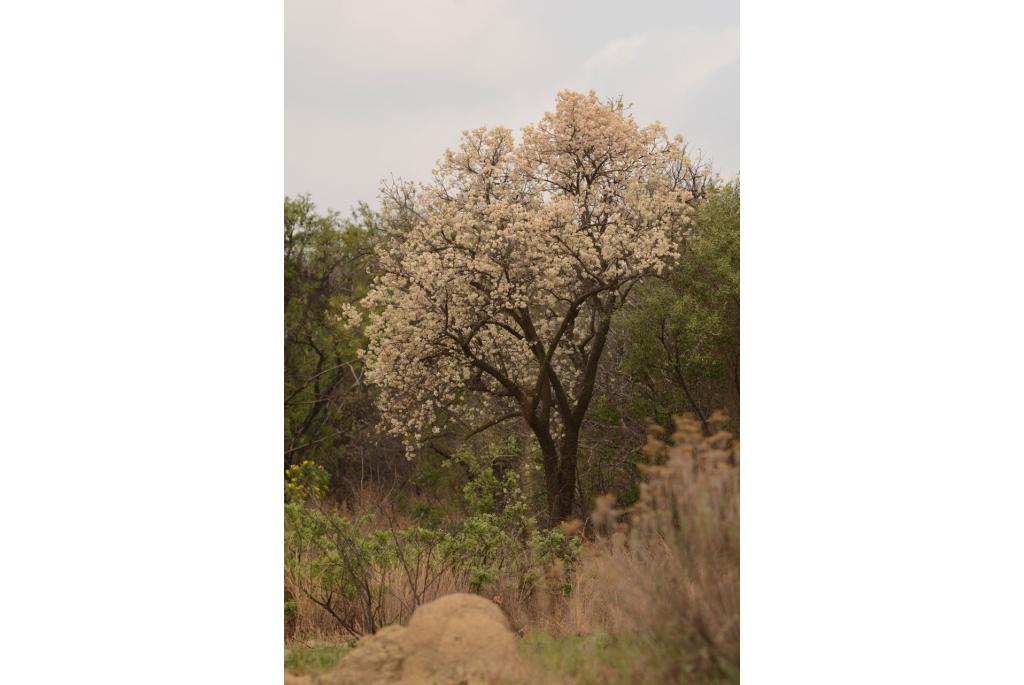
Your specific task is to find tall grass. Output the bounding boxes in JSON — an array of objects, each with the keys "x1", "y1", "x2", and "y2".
[{"x1": 560, "y1": 412, "x2": 739, "y2": 682}]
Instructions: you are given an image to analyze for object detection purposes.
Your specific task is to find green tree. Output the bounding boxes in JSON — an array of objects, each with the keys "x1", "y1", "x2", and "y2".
[
  {"x1": 614, "y1": 180, "x2": 740, "y2": 432},
  {"x1": 284, "y1": 195, "x2": 378, "y2": 469}
]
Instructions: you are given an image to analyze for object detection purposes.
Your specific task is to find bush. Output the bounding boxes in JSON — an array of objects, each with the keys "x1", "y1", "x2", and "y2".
[{"x1": 284, "y1": 442, "x2": 581, "y2": 641}]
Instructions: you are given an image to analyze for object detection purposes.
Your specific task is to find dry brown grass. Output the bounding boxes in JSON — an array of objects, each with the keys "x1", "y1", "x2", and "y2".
[
  {"x1": 552, "y1": 412, "x2": 739, "y2": 680},
  {"x1": 484, "y1": 412, "x2": 740, "y2": 684}
]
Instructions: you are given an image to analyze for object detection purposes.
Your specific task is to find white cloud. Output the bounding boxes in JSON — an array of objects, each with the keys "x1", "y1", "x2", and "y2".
[{"x1": 583, "y1": 33, "x2": 650, "y2": 71}]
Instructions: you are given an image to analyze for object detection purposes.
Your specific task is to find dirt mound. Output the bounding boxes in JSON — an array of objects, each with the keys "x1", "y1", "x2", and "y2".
[
  {"x1": 322, "y1": 593, "x2": 526, "y2": 685},
  {"x1": 284, "y1": 674, "x2": 316, "y2": 685}
]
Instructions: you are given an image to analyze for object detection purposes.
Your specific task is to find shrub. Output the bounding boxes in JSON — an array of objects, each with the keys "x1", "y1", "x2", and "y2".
[
  {"x1": 443, "y1": 442, "x2": 581, "y2": 626},
  {"x1": 285, "y1": 460, "x2": 330, "y2": 503},
  {"x1": 284, "y1": 441, "x2": 582, "y2": 641}
]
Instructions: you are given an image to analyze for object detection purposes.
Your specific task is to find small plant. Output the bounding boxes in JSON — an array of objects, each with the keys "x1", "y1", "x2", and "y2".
[
  {"x1": 444, "y1": 441, "x2": 582, "y2": 600},
  {"x1": 285, "y1": 460, "x2": 330, "y2": 503}
]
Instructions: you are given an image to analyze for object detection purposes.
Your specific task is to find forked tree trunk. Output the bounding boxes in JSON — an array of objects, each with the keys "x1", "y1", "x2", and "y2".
[{"x1": 528, "y1": 317, "x2": 611, "y2": 526}]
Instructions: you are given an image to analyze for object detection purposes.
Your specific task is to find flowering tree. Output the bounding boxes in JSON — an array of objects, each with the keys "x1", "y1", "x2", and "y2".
[{"x1": 354, "y1": 91, "x2": 694, "y2": 523}]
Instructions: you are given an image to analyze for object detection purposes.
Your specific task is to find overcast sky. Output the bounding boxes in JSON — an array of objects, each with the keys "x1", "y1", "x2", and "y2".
[{"x1": 286, "y1": 0, "x2": 738, "y2": 215}]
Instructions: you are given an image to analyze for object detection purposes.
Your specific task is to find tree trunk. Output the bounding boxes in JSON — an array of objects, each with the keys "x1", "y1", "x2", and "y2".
[
  {"x1": 553, "y1": 457, "x2": 578, "y2": 524},
  {"x1": 528, "y1": 315, "x2": 608, "y2": 525},
  {"x1": 550, "y1": 429, "x2": 580, "y2": 525},
  {"x1": 536, "y1": 436, "x2": 580, "y2": 526},
  {"x1": 541, "y1": 446, "x2": 560, "y2": 525}
]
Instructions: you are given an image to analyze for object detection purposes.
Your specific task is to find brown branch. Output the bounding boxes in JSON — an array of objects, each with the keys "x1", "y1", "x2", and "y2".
[{"x1": 464, "y1": 411, "x2": 521, "y2": 439}]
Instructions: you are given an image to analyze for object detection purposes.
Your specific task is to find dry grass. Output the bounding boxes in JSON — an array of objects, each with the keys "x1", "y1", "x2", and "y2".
[
  {"x1": 484, "y1": 412, "x2": 739, "y2": 683},
  {"x1": 552, "y1": 412, "x2": 739, "y2": 681}
]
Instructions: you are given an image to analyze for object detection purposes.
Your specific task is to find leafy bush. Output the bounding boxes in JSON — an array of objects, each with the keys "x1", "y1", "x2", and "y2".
[
  {"x1": 285, "y1": 460, "x2": 330, "y2": 503},
  {"x1": 445, "y1": 441, "x2": 580, "y2": 600},
  {"x1": 284, "y1": 441, "x2": 581, "y2": 640}
]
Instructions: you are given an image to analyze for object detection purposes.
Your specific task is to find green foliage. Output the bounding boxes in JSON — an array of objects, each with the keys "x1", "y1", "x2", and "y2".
[
  {"x1": 285, "y1": 437, "x2": 583, "y2": 636},
  {"x1": 284, "y1": 457, "x2": 407, "y2": 636},
  {"x1": 442, "y1": 440, "x2": 581, "y2": 594},
  {"x1": 450, "y1": 438, "x2": 529, "y2": 526},
  {"x1": 285, "y1": 460, "x2": 330, "y2": 503},
  {"x1": 285, "y1": 505, "x2": 389, "y2": 608},
  {"x1": 284, "y1": 598, "x2": 297, "y2": 623},
  {"x1": 407, "y1": 500, "x2": 442, "y2": 527},
  {"x1": 613, "y1": 181, "x2": 740, "y2": 426},
  {"x1": 284, "y1": 195, "x2": 379, "y2": 471}
]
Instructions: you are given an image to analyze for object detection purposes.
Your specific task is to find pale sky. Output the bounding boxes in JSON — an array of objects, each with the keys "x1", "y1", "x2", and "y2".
[{"x1": 285, "y1": 0, "x2": 739, "y2": 215}]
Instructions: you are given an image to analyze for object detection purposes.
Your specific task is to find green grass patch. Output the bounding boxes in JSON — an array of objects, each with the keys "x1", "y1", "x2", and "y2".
[
  {"x1": 284, "y1": 643, "x2": 351, "y2": 675},
  {"x1": 518, "y1": 632, "x2": 738, "y2": 685},
  {"x1": 519, "y1": 632, "x2": 629, "y2": 684}
]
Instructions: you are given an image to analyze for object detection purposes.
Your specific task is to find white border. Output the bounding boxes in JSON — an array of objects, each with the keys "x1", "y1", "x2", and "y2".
[
  {"x1": 743, "y1": 1, "x2": 1024, "y2": 681},
  {"x1": 2, "y1": 2, "x2": 282, "y2": 683}
]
